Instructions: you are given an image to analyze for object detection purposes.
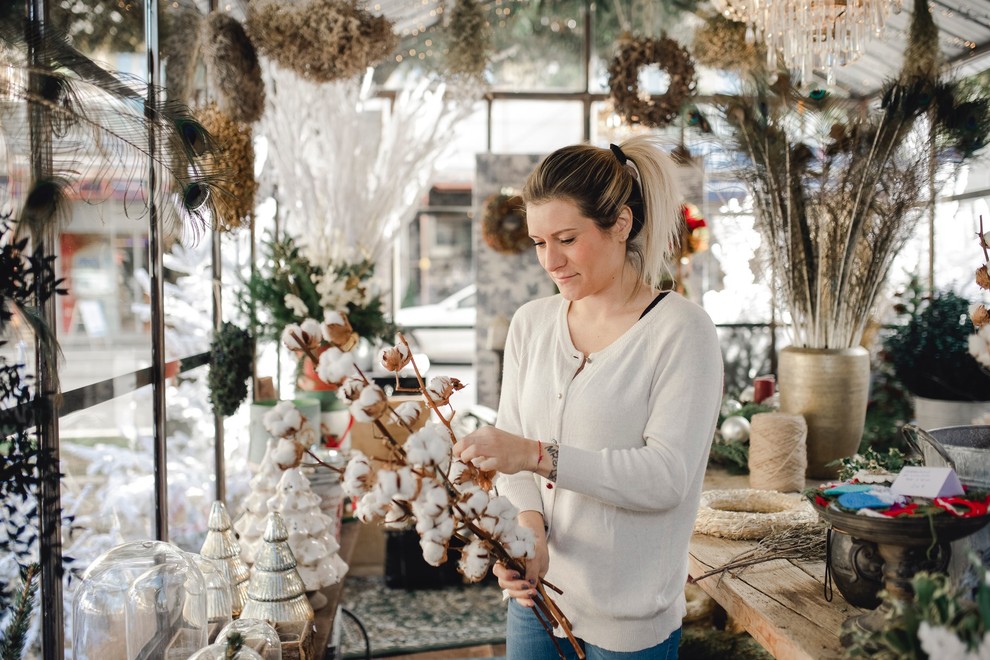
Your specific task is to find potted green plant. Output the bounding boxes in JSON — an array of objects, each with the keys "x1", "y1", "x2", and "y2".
[{"x1": 884, "y1": 289, "x2": 990, "y2": 429}]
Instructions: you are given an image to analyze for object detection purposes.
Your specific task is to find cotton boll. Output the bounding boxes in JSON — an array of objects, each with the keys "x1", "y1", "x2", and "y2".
[
  {"x1": 416, "y1": 510, "x2": 454, "y2": 544},
  {"x1": 380, "y1": 343, "x2": 411, "y2": 372},
  {"x1": 426, "y1": 375, "x2": 463, "y2": 406},
  {"x1": 398, "y1": 466, "x2": 422, "y2": 501},
  {"x1": 404, "y1": 424, "x2": 450, "y2": 468},
  {"x1": 448, "y1": 459, "x2": 472, "y2": 485},
  {"x1": 263, "y1": 401, "x2": 304, "y2": 438},
  {"x1": 322, "y1": 310, "x2": 358, "y2": 351},
  {"x1": 375, "y1": 470, "x2": 399, "y2": 500},
  {"x1": 392, "y1": 400, "x2": 423, "y2": 427},
  {"x1": 384, "y1": 502, "x2": 410, "y2": 530},
  {"x1": 351, "y1": 384, "x2": 388, "y2": 423},
  {"x1": 316, "y1": 346, "x2": 355, "y2": 386},
  {"x1": 355, "y1": 490, "x2": 388, "y2": 523},
  {"x1": 413, "y1": 481, "x2": 449, "y2": 519},
  {"x1": 458, "y1": 539, "x2": 491, "y2": 582},
  {"x1": 281, "y1": 323, "x2": 305, "y2": 351},
  {"x1": 342, "y1": 451, "x2": 373, "y2": 497},
  {"x1": 339, "y1": 376, "x2": 365, "y2": 403},
  {"x1": 968, "y1": 325, "x2": 990, "y2": 367},
  {"x1": 271, "y1": 437, "x2": 303, "y2": 470},
  {"x1": 457, "y1": 483, "x2": 490, "y2": 518},
  {"x1": 420, "y1": 539, "x2": 447, "y2": 566},
  {"x1": 502, "y1": 525, "x2": 536, "y2": 560}
]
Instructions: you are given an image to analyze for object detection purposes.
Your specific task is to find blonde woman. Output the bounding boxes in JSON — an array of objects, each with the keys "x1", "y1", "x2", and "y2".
[{"x1": 454, "y1": 137, "x2": 723, "y2": 659}]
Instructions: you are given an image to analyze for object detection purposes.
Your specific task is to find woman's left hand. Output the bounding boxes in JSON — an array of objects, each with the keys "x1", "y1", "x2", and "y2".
[{"x1": 452, "y1": 426, "x2": 537, "y2": 475}]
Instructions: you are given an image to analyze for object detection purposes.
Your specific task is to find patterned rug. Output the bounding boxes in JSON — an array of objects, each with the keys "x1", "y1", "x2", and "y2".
[{"x1": 338, "y1": 575, "x2": 507, "y2": 658}]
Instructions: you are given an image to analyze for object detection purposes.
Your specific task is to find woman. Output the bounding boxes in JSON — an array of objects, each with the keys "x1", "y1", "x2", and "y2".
[{"x1": 453, "y1": 136, "x2": 723, "y2": 659}]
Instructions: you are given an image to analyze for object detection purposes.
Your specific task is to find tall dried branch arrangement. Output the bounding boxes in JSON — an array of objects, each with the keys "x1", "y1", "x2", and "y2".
[
  {"x1": 259, "y1": 66, "x2": 471, "y2": 267},
  {"x1": 715, "y1": 0, "x2": 989, "y2": 349}
]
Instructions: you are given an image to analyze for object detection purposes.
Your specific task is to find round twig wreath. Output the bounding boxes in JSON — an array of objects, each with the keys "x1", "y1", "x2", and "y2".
[
  {"x1": 607, "y1": 35, "x2": 697, "y2": 129},
  {"x1": 693, "y1": 489, "x2": 818, "y2": 540},
  {"x1": 482, "y1": 193, "x2": 529, "y2": 255}
]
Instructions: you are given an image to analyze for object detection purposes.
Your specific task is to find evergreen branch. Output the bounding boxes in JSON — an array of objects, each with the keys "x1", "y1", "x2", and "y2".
[{"x1": 0, "y1": 563, "x2": 40, "y2": 660}]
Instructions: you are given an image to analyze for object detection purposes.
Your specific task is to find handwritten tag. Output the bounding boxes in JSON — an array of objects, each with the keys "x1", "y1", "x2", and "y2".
[{"x1": 890, "y1": 466, "x2": 964, "y2": 499}]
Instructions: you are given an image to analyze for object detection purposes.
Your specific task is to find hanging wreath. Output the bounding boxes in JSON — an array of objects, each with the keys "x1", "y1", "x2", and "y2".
[
  {"x1": 607, "y1": 35, "x2": 697, "y2": 129},
  {"x1": 481, "y1": 192, "x2": 529, "y2": 255}
]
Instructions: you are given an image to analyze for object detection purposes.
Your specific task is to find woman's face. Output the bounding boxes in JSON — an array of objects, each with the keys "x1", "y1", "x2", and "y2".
[{"x1": 527, "y1": 198, "x2": 628, "y2": 301}]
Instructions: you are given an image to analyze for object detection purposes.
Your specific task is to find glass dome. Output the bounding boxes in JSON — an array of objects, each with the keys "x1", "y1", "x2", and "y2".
[
  {"x1": 216, "y1": 619, "x2": 282, "y2": 660},
  {"x1": 72, "y1": 540, "x2": 208, "y2": 660},
  {"x1": 186, "y1": 553, "x2": 234, "y2": 631}
]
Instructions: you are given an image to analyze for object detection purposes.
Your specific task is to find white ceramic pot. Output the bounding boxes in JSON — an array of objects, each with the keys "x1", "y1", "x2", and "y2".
[{"x1": 913, "y1": 396, "x2": 990, "y2": 431}]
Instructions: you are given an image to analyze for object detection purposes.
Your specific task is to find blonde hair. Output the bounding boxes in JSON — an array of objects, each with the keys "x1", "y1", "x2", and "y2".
[{"x1": 521, "y1": 135, "x2": 682, "y2": 287}]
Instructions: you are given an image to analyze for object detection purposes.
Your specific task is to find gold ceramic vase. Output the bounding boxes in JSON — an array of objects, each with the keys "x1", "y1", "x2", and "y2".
[{"x1": 778, "y1": 346, "x2": 870, "y2": 479}]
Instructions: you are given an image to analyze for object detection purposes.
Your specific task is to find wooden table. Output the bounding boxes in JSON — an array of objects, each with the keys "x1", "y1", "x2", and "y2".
[
  {"x1": 312, "y1": 521, "x2": 360, "y2": 658},
  {"x1": 688, "y1": 517, "x2": 868, "y2": 659}
]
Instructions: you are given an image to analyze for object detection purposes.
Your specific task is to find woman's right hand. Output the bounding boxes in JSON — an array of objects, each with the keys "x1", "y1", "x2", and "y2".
[{"x1": 493, "y1": 511, "x2": 549, "y2": 607}]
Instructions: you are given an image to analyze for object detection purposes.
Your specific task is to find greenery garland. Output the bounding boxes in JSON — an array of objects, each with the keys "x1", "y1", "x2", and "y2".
[
  {"x1": 607, "y1": 34, "x2": 697, "y2": 129},
  {"x1": 208, "y1": 322, "x2": 253, "y2": 417},
  {"x1": 481, "y1": 192, "x2": 529, "y2": 255}
]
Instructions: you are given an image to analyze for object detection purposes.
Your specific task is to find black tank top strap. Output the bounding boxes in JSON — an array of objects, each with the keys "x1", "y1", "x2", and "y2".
[{"x1": 639, "y1": 290, "x2": 671, "y2": 320}]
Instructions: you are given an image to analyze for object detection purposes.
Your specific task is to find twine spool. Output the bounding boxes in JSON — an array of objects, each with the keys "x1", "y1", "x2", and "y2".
[{"x1": 748, "y1": 412, "x2": 808, "y2": 492}]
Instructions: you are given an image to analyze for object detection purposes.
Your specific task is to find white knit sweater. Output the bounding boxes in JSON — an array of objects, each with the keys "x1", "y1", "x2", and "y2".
[{"x1": 495, "y1": 292, "x2": 723, "y2": 652}]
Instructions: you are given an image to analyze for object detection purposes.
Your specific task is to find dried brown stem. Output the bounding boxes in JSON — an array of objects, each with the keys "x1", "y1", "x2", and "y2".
[{"x1": 302, "y1": 449, "x2": 344, "y2": 474}]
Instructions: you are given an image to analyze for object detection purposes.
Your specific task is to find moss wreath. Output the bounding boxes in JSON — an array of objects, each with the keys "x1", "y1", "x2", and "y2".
[
  {"x1": 481, "y1": 192, "x2": 529, "y2": 255},
  {"x1": 607, "y1": 35, "x2": 697, "y2": 129}
]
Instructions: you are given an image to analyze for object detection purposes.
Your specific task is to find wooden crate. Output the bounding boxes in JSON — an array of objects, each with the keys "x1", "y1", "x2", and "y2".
[{"x1": 276, "y1": 620, "x2": 316, "y2": 660}]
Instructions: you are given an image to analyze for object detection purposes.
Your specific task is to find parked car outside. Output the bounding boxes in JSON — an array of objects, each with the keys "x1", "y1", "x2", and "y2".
[{"x1": 395, "y1": 285, "x2": 476, "y2": 364}]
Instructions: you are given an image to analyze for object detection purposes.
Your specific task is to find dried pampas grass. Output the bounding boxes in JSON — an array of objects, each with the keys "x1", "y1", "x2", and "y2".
[
  {"x1": 246, "y1": 0, "x2": 398, "y2": 83},
  {"x1": 197, "y1": 103, "x2": 257, "y2": 232},
  {"x1": 202, "y1": 13, "x2": 265, "y2": 124}
]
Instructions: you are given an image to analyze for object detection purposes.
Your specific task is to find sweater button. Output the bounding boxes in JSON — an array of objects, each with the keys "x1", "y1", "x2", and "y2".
[
  {"x1": 546, "y1": 483, "x2": 554, "y2": 489},
  {"x1": 557, "y1": 393, "x2": 562, "y2": 399}
]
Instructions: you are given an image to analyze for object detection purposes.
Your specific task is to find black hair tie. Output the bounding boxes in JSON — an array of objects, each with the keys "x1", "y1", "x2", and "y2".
[{"x1": 609, "y1": 143, "x2": 627, "y2": 165}]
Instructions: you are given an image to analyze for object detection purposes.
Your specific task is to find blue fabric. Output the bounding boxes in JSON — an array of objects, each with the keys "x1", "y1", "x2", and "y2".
[
  {"x1": 822, "y1": 483, "x2": 875, "y2": 496},
  {"x1": 506, "y1": 599, "x2": 682, "y2": 660},
  {"x1": 837, "y1": 491, "x2": 891, "y2": 509}
]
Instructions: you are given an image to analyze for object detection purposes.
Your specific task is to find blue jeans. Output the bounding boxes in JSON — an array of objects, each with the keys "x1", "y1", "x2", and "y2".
[{"x1": 506, "y1": 599, "x2": 681, "y2": 660}]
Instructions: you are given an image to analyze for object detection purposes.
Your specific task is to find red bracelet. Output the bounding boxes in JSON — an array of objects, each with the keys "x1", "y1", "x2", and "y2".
[{"x1": 536, "y1": 441, "x2": 543, "y2": 468}]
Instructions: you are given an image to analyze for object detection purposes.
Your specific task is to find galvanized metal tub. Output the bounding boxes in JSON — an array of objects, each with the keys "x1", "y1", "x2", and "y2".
[{"x1": 925, "y1": 425, "x2": 990, "y2": 591}]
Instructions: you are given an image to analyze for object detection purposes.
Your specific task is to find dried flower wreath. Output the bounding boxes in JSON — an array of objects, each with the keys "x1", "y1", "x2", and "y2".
[
  {"x1": 481, "y1": 192, "x2": 530, "y2": 255},
  {"x1": 198, "y1": 103, "x2": 257, "y2": 232},
  {"x1": 606, "y1": 34, "x2": 697, "y2": 129},
  {"x1": 274, "y1": 321, "x2": 585, "y2": 658},
  {"x1": 246, "y1": 0, "x2": 398, "y2": 83}
]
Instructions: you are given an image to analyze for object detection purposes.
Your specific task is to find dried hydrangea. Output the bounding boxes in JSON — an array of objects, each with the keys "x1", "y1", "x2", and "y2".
[
  {"x1": 197, "y1": 102, "x2": 257, "y2": 232},
  {"x1": 246, "y1": 0, "x2": 399, "y2": 83}
]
